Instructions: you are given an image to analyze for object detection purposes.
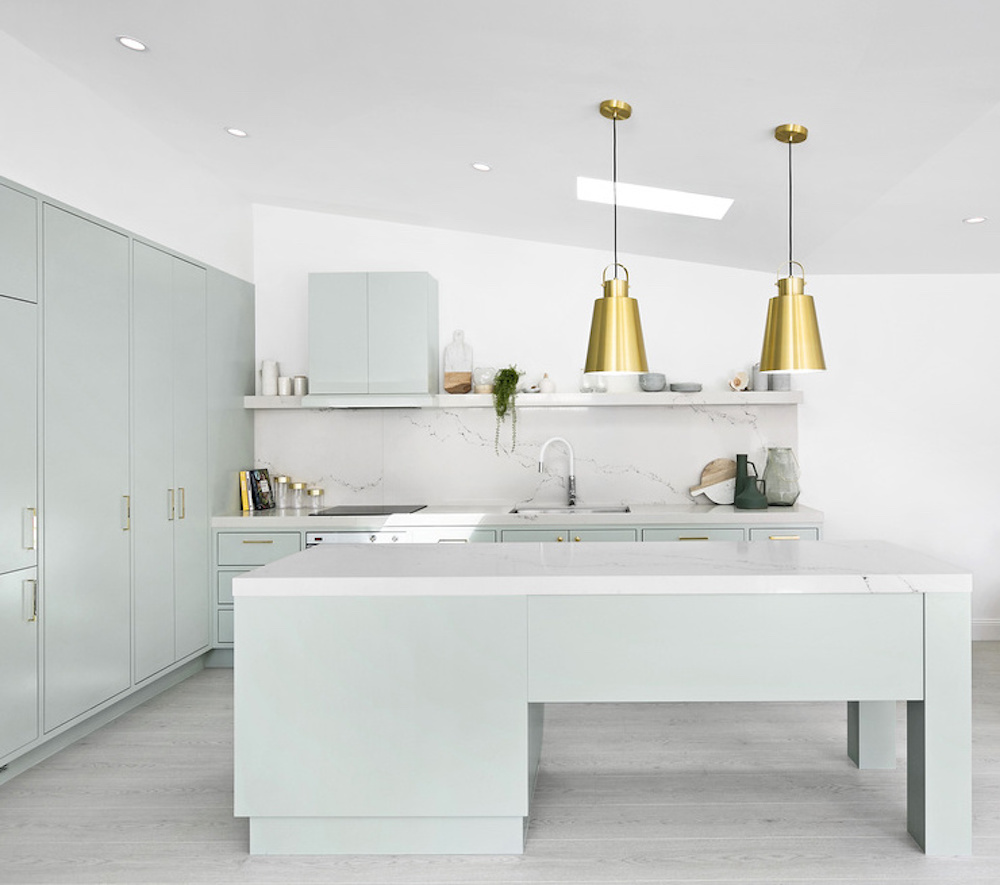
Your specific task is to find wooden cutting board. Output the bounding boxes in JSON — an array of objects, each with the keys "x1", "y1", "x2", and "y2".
[{"x1": 690, "y1": 458, "x2": 737, "y2": 493}]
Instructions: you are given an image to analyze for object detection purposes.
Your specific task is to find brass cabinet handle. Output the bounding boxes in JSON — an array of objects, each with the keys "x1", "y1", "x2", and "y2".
[
  {"x1": 168, "y1": 488, "x2": 175, "y2": 521},
  {"x1": 556, "y1": 536, "x2": 564, "y2": 542},
  {"x1": 768, "y1": 535, "x2": 801, "y2": 540},
  {"x1": 242, "y1": 539, "x2": 274, "y2": 544},
  {"x1": 679, "y1": 536, "x2": 709, "y2": 541},
  {"x1": 178, "y1": 487, "x2": 186, "y2": 520},
  {"x1": 574, "y1": 536, "x2": 581, "y2": 542},
  {"x1": 22, "y1": 507, "x2": 37, "y2": 550},
  {"x1": 23, "y1": 578, "x2": 37, "y2": 623},
  {"x1": 122, "y1": 495, "x2": 131, "y2": 531}
]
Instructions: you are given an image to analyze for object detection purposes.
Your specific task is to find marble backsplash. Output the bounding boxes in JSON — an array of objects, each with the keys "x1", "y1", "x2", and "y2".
[{"x1": 253, "y1": 403, "x2": 799, "y2": 509}]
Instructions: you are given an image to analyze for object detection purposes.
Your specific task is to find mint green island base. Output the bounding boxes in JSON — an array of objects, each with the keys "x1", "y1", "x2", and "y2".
[{"x1": 233, "y1": 541, "x2": 972, "y2": 857}]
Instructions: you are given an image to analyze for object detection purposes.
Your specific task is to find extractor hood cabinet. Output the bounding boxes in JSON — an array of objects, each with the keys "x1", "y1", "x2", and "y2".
[{"x1": 306, "y1": 272, "x2": 439, "y2": 399}]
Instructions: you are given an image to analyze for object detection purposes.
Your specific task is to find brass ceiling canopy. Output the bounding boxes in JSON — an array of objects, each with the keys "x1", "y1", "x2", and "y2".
[
  {"x1": 759, "y1": 123, "x2": 826, "y2": 373},
  {"x1": 585, "y1": 99, "x2": 649, "y2": 375}
]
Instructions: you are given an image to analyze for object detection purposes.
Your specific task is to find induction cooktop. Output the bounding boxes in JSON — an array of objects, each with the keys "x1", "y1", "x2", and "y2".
[{"x1": 311, "y1": 504, "x2": 427, "y2": 516}]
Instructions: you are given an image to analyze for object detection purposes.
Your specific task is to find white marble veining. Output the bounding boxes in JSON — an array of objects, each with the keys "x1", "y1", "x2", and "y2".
[
  {"x1": 254, "y1": 403, "x2": 799, "y2": 510},
  {"x1": 233, "y1": 540, "x2": 971, "y2": 598}
]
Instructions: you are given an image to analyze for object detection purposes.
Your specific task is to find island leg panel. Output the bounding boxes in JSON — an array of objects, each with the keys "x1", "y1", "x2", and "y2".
[
  {"x1": 847, "y1": 701, "x2": 898, "y2": 769},
  {"x1": 234, "y1": 593, "x2": 529, "y2": 854}
]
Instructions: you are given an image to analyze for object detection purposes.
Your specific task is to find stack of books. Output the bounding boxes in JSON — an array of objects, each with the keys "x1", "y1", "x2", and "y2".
[{"x1": 239, "y1": 469, "x2": 275, "y2": 511}]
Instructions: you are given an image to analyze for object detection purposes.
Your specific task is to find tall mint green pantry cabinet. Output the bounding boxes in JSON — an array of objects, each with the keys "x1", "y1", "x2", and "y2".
[
  {"x1": 0, "y1": 181, "x2": 39, "y2": 758},
  {"x1": 42, "y1": 205, "x2": 132, "y2": 731},
  {"x1": 132, "y1": 243, "x2": 210, "y2": 682}
]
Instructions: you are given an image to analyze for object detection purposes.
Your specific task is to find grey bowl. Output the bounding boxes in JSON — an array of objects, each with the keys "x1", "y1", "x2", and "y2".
[{"x1": 639, "y1": 372, "x2": 666, "y2": 391}]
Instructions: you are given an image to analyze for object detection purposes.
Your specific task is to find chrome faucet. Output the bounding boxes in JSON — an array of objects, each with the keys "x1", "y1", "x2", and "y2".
[{"x1": 538, "y1": 437, "x2": 576, "y2": 507}]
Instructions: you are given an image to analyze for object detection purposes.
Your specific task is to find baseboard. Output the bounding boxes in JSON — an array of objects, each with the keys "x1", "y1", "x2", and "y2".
[
  {"x1": 973, "y1": 620, "x2": 1000, "y2": 641},
  {"x1": 204, "y1": 647, "x2": 234, "y2": 668},
  {"x1": 0, "y1": 655, "x2": 207, "y2": 787}
]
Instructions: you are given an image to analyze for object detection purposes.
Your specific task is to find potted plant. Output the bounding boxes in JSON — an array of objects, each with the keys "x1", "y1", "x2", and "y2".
[{"x1": 493, "y1": 366, "x2": 522, "y2": 454}]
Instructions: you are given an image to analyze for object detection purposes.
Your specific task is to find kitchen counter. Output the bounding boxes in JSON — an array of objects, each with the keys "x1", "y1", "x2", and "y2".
[
  {"x1": 233, "y1": 539, "x2": 971, "y2": 857},
  {"x1": 213, "y1": 502, "x2": 824, "y2": 530}
]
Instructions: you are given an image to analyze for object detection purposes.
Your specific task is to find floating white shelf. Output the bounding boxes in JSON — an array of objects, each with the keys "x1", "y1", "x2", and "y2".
[{"x1": 244, "y1": 391, "x2": 802, "y2": 410}]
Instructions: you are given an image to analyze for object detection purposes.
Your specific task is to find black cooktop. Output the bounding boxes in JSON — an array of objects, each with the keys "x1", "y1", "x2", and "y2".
[{"x1": 311, "y1": 504, "x2": 427, "y2": 516}]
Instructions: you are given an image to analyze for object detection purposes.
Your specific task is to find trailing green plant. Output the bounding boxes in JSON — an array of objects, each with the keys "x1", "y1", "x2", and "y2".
[{"x1": 492, "y1": 366, "x2": 522, "y2": 454}]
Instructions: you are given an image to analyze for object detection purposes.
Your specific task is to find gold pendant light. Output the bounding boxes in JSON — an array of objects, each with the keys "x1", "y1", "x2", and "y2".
[
  {"x1": 759, "y1": 123, "x2": 826, "y2": 373},
  {"x1": 584, "y1": 100, "x2": 649, "y2": 375}
]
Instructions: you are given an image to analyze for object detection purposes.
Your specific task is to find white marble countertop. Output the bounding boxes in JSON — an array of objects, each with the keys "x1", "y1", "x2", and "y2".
[
  {"x1": 233, "y1": 539, "x2": 970, "y2": 598},
  {"x1": 213, "y1": 502, "x2": 824, "y2": 530}
]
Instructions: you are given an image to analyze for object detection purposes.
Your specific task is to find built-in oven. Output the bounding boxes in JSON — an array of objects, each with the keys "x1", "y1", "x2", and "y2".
[{"x1": 306, "y1": 531, "x2": 409, "y2": 547}]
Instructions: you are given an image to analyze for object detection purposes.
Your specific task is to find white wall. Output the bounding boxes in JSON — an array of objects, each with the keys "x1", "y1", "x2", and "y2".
[
  {"x1": 254, "y1": 204, "x2": 1000, "y2": 637},
  {"x1": 0, "y1": 31, "x2": 252, "y2": 279}
]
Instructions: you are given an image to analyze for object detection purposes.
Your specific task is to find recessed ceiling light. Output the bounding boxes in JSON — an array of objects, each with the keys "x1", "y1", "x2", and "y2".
[
  {"x1": 577, "y1": 176, "x2": 733, "y2": 220},
  {"x1": 116, "y1": 35, "x2": 147, "y2": 52},
  {"x1": 963, "y1": 216, "x2": 988, "y2": 224},
  {"x1": 225, "y1": 127, "x2": 249, "y2": 138},
  {"x1": 471, "y1": 162, "x2": 491, "y2": 172}
]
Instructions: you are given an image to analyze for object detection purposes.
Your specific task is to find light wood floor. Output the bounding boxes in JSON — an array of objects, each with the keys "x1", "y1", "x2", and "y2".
[{"x1": 3, "y1": 645, "x2": 1000, "y2": 883}]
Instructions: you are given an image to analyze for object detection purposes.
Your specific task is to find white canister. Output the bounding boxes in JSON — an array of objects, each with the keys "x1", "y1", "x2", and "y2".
[
  {"x1": 261, "y1": 360, "x2": 279, "y2": 396},
  {"x1": 293, "y1": 375, "x2": 308, "y2": 397},
  {"x1": 277, "y1": 376, "x2": 293, "y2": 396}
]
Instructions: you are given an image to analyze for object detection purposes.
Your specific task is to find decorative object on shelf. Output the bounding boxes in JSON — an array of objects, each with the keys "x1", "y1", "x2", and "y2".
[
  {"x1": 669, "y1": 382, "x2": 702, "y2": 392},
  {"x1": 762, "y1": 447, "x2": 800, "y2": 505},
  {"x1": 492, "y1": 366, "x2": 523, "y2": 454},
  {"x1": 639, "y1": 372, "x2": 666, "y2": 392},
  {"x1": 689, "y1": 458, "x2": 737, "y2": 505},
  {"x1": 584, "y1": 99, "x2": 649, "y2": 382},
  {"x1": 307, "y1": 487, "x2": 325, "y2": 509},
  {"x1": 751, "y1": 362, "x2": 764, "y2": 391},
  {"x1": 760, "y1": 124, "x2": 826, "y2": 374},
  {"x1": 293, "y1": 375, "x2": 308, "y2": 397},
  {"x1": 734, "y1": 454, "x2": 768, "y2": 510},
  {"x1": 728, "y1": 371, "x2": 750, "y2": 391},
  {"x1": 289, "y1": 481, "x2": 307, "y2": 510},
  {"x1": 273, "y1": 475, "x2": 291, "y2": 509},
  {"x1": 473, "y1": 366, "x2": 495, "y2": 394},
  {"x1": 539, "y1": 373, "x2": 556, "y2": 393},
  {"x1": 769, "y1": 373, "x2": 791, "y2": 391},
  {"x1": 261, "y1": 359, "x2": 278, "y2": 396},
  {"x1": 443, "y1": 330, "x2": 473, "y2": 394},
  {"x1": 277, "y1": 375, "x2": 292, "y2": 396}
]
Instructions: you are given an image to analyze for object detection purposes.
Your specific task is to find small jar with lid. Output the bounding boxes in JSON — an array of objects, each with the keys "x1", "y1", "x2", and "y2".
[
  {"x1": 273, "y1": 475, "x2": 291, "y2": 509},
  {"x1": 306, "y1": 487, "x2": 325, "y2": 510},
  {"x1": 289, "y1": 482, "x2": 308, "y2": 510}
]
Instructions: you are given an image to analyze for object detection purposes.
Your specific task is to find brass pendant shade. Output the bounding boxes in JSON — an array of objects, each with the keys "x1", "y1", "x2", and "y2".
[
  {"x1": 585, "y1": 265, "x2": 649, "y2": 373},
  {"x1": 760, "y1": 124, "x2": 827, "y2": 374},
  {"x1": 585, "y1": 100, "x2": 649, "y2": 374},
  {"x1": 759, "y1": 265, "x2": 826, "y2": 372}
]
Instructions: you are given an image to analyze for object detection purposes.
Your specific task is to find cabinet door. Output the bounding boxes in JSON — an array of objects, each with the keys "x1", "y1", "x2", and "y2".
[
  {"x1": 0, "y1": 568, "x2": 38, "y2": 759},
  {"x1": 368, "y1": 272, "x2": 437, "y2": 394},
  {"x1": 43, "y1": 205, "x2": 131, "y2": 730},
  {"x1": 0, "y1": 296, "x2": 37, "y2": 574},
  {"x1": 748, "y1": 527, "x2": 820, "y2": 542},
  {"x1": 0, "y1": 182, "x2": 38, "y2": 303},
  {"x1": 131, "y1": 243, "x2": 177, "y2": 681},
  {"x1": 642, "y1": 528, "x2": 745, "y2": 542},
  {"x1": 308, "y1": 273, "x2": 368, "y2": 393},
  {"x1": 172, "y1": 257, "x2": 209, "y2": 659}
]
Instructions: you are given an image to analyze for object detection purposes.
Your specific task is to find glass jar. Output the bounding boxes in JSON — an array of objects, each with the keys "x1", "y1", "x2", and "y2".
[
  {"x1": 273, "y1": 475, "x2": 291, "y2": 509},
  {"x1": 473, "y1": 366, "x2": 495, "y2": 394},
  {"x1": 307, "y1": 487, "x2": 325, "y2": 510},
  {"x1": 289, "y1": 481, "x2": 307, "y2": 510},
  {"x1": 443, "y1": 330, "x2": 473, "y2": 394},
  {"x1": 762, "y1": 447, "x2": 800, "y2": 506}
]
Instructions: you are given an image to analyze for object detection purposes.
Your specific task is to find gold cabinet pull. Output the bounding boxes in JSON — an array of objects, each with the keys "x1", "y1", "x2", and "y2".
[
  {"x1": 768, "y1": 535, "x2": 801, "y2": 540},
  {"x1": 556, "y1": 536, "x2": 564, "y2": 542},
  {"x1": 22, "y1": 507, "x2": 37, "y2": 550},
  {"x1": 23, "y1": 578, "x2": 37, "y2": 622},
  {"x1": 168, "y1": 488, "x2": 175, "y2": 521},
  {"x1": 122, "y1": 495, "x2": 131, "y2": 531},
  {"x1": 574, "y1": 536, "x2": 581, "y2": 542},
  {"x1": 679, "y1": 536, "x2": 709, "y2": 541},
  {"x1": 178, "y1": 487, "x2": 186, "y2": 520},
  {"x1": 242, "y1": 539, "x2": 274, "y2": 544}
]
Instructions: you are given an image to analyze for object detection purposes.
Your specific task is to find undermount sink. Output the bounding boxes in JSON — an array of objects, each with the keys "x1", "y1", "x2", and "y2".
[{"x1": 509, "y1": 505, "x2": 631, "y2": 515}]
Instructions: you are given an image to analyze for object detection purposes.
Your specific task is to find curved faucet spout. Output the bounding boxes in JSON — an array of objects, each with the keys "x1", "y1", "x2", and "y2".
[{"x1": 538, "y1": 437, "x2": 577, "y2": 507}]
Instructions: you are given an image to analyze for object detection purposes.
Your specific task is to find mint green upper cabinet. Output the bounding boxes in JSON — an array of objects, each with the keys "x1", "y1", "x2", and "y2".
[
  {"x1": 0, "y1": 296, "x2": 37, "y2": 574},
  {"x1": 0, "y1": 182, "x2": 38, "y2": 303},
  {"x1": 132, "y1": 243, "x2": 209, "y2": 682},
  {"x1": 309, "y1": 272, "x2": 439, "y2": 395},
  {"x1": 42, "y1": 205, "x2": 131, "y2": 731}
]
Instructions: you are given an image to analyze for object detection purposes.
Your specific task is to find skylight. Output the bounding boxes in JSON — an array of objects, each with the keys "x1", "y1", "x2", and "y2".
[{"x1": 577, "y1": 177, "x2": 733, "y2": 220}]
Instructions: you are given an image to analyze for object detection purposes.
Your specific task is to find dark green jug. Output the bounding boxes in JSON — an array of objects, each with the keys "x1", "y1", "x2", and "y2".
[{"x1": 734, "y1": 453, "x2": 768, "y2": 510}]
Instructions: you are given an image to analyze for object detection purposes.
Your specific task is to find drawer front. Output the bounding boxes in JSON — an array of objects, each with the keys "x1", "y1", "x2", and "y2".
[
  {"x1": 217, "y1": 609, "x2": 234, "y2": 645},
  {"x1": 217, "y1": 532, "x2": 302, "y2": 566},
  {"x1": 642, "y1": 528, "x2": 745, "y2": 542},
  {"x1": 217, "y1": 568, "x2": 250, "y2": 605},
  {"x1": 502, "y1": 528, "x2": 636, "y2": 543},
  {"x1": 748, "y1": 527, "x2": 820, "y2": 542}
]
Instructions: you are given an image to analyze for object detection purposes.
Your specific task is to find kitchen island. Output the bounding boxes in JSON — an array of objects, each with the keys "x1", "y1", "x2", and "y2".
[{"x1": 233, "y1": 540, "x2": 971, "y2": 856}]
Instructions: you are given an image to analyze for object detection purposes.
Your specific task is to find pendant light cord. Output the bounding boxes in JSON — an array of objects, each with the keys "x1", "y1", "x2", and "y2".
[
  {"x1": 788, "y1": 139, "x2": 793, "y2": 276},
  {"x1": 612, "y1": 115, "x2": 619, "y2": 278}
]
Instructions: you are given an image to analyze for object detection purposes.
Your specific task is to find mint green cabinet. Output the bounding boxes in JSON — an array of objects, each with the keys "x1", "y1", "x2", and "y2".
[
  {"x1": 0, "y1": 182, "x2": 37, "y2": 303},
  {"x1": 502, "y1": 528, "x2": 637, "y2": 543},
  {"x1": 132, "y1": 243, "x2": 209, "y2": 682},
  {"x1": 0, "y1": 568, "x2": 37, "y2": 760},
  {"x1": 42, "y1": 205, "x2": 131, "y2": 731},
  {"x1": 308, "y1": 272, "x2": 439, "y2": 394},
  {"x1": 643, "y1": 527, "x2": 745, "y2": 542}
]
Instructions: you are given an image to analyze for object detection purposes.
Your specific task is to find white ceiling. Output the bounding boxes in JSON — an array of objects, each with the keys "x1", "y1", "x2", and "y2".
[{"x1": 2, "y1": 0, "x2": 999, "y2": 274}]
